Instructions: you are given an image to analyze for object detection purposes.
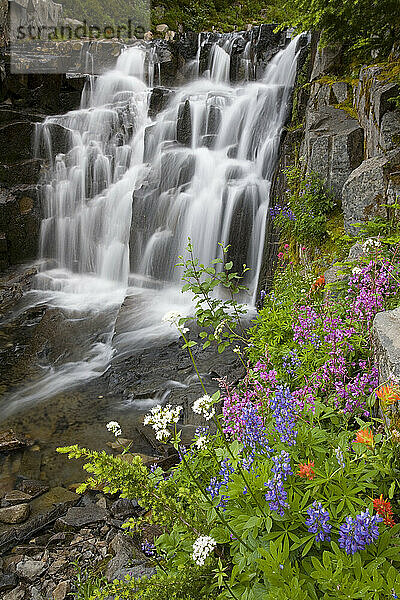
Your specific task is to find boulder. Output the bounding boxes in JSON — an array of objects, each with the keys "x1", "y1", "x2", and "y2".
[
  {"x1": 55, "y1": 504, "x2": 108, "y2": 531},
  {"x1": 0, "y1": 573, "x2": 18, "y2": 593},
  {"x1": 0, "y1": 430, "x2": 32, "y2": 452},
  {"x1": 53, "y1": 581, "x2": 69, "y2": 600},
  {"x1": 2, "y1": 490, "x2": 32, "y2": 506},
  {"x1": 177, "y1": 99, "x2": 192, "y2": 146},
  {"x1": 156, "y1": 24, "x2": 169, "y2": 33},
  {"x1": 3, "y1": 585, "x2": 25, "y2": 600},
  {"x1": 302, "y1": 106, "x2": 364, "y2": 198},
  {"x1": 16, "y1": 559, "x2": 46, "y2": 581},
  {"x1": 0, "y1": 503, "x2": 30, "y2": 524},
  {"x1": 342, "y1": 149, "x2": 400, "y2": 232},
  {"x1": 110, "y1": 498, "x2": 139, "y2": 519},
  {"x1": 373, "y1": 307, "x2": 400, "y2": 384}
]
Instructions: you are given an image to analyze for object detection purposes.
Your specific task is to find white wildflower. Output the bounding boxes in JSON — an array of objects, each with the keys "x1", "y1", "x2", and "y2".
[
  {"x1": 162, "y1": 311, "x2": 181, "y2": 325},
  {"x1": 233, "y1": 346, "x2": 241, "y2": 354},
  {"x1": 106, "y1": 421, "x2": 122, "y2": 437},
  {"x1": 192, "y1": 395, "x2": 215, "y2": 421},
  {"x1": 155, "y1": 429, "x2": 171, "y2": 442},
  {"x1": 363, "y1": 238, "x2": 381, "y2": 253},
  {"x1": 143, "y1": 404, "x2": 183, "y2": 442},
  {"x1": 181, "y1": 327, "x2": 189, "y2": 334},
  {"x1": 192, "y1": 536, "x2": 217, "y2": 566},
  {"x1": 352, "y1": 267, "x2": 362, "y2": 275},
  {"x1": 195, "y1": 436, "x2": 208, "y2": 450}
]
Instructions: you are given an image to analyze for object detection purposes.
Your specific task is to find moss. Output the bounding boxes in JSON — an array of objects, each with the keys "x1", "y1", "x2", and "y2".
[{"x1": 333, "y1": 102, "x2": 358, "y2": 120}]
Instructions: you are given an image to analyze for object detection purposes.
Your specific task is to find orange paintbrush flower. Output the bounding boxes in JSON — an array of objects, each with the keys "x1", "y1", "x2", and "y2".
[
  {"x1": 376, "y1": 383, "x2": 400, "y2": 410},
  {"x1": 373, "y1": 495, "x2": 395, "y2": 527},
  {"x1": 310, "y1": 275, "x2": 326, "y2": 294},
  {"x1": 354, "y1": 428, "x2": 374, "y2": 447},
  {"x1": 297, "y1": 460, "x2": 315, "y2": 480}
]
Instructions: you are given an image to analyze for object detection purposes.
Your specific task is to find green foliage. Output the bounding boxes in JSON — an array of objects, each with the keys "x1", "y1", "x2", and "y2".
[
  {"x1": 274, "y1": 166, "x2": 337, "y2": 249},
  {"x1": 72, "y1": 565, "x2": 216, "y2": 599},
  {"x1": 280, "y1": 0, "x2": 399, "y2": 58},
  {"x1": 155, "y1": 0, "x2": 284, "y2": 33},
  {"x1": 178, "y1": 240, "x2": 248, "y2": 353},
  {"x1": 72, "y1": 564, "x2": 108, "y2": 600}
]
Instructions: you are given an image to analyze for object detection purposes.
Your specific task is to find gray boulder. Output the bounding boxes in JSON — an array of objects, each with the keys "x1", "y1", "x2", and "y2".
[
  {"x1": 373, "y1": 307, "x2": 400, "y2": 384},
  {"x1": 342, "y1": 149, "x2": 400, "y2": 233}
]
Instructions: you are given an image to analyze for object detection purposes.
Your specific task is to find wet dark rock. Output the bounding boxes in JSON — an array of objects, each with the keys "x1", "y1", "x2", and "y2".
[
  {"x1": 16, "y1": 479, "x2": 49, "y2": 499},
  {"x1": 149, "y1": 86, "x2": 173, "y2": 118},
  {"x1": 110, "y1": 498, "x2": 139, "y2": 520},
  {"x1": 202, "y1": 133, "x2": 217, "y2": 148},
  {"x1": 0, "y1": 503, "x2": 30, "y2": 524},
  {"x1": 177, "y1": 99, "x2": 192, "y2": 146},
  {"x1": 0, "y1": 159, "x2": 42, "y2": 187},
  {"x1": 55, "y1": 505, "x2": 108, "y2": 531},
  {"x1": 0, "y1": 487, "x2": 78, "y2": 554},
  {"x1": 206, "y1": 105, "x2": 222, "y2": 135},
  {"x1": 0, "y1": 573, "x2": 18, "y2": 592},
  {"x1": 35, "y1": 123, "x2": 71, "y2": 159},
  {"x1": 2, "y1": 491, "x2": 32, "y2": 506},
  {"x1": 0, "y1": 122, "x2": 35, "y2": 163},
  {"x1": 0, "y1": 430, "x2": 32, "y2": 453}
]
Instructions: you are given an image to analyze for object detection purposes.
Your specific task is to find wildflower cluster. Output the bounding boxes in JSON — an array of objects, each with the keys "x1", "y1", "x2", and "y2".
[
  {"x1": 338, "y1": 511, "x2": 382, "y2": 555},
  {"x1": 192, "y1": 394, "x2": 216, "y2": 421},
  {"x1": 305, "y1": 501, "x2": 331, "y2": 542},
  {"x1": 373, "y1": 495, "x2": 396, "y2": 527},
  {"x1": 106, "y1": 421, "x2": 122, "y2": 437},
  {"x1": 269, "y1": 386, "x2": 298, "y2": 446},
  {"x1": 143, "y1": 404, "x2": 183, "y2": 442},
  {"x1": 192, "y1": 536, "x2": 217, "y2": 566}
]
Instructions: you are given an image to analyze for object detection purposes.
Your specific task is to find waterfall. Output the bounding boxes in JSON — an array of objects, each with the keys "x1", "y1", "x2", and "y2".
[{"x1": 4, "y1": 32, "x2": 304, "y2": 414}]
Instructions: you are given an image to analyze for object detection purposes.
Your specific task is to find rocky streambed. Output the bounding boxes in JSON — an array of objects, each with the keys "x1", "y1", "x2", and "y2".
[{"x1": 0, "y1": 263, "x2": 245, "y2": 599}]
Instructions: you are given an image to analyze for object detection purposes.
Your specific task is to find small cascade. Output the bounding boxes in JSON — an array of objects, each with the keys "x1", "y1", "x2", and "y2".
[{"x1": 5, "y1": 31, "x2": 306, "y2": 412}]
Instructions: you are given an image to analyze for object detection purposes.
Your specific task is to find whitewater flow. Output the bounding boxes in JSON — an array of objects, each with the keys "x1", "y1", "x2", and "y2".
[{"x1": 3, "y1": 33, "x2": 303, "y2": 415}]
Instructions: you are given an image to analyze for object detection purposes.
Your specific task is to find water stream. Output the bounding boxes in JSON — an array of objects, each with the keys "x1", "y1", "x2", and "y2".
[{"x1": 1, "y1": 33, "x2": 303, "y2": 418}]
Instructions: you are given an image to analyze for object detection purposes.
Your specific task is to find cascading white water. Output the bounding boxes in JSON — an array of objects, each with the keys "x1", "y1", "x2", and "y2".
[{"x1": 4, "y1": 33, "x2": 304, "y2": 414}]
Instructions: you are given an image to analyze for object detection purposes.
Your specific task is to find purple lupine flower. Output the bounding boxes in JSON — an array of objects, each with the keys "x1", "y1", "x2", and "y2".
[
  {"x1": 271, "y1": 451, "x2": 293, "y2": 481},
  {"x1": 141, "y1": 541, "x2": 157, "y2": 557},
  {"x1": 264, "y1": 475, "x2": 289, "y2": 515},
  {"x1": 338, "y1": 511, "x2": 382, "y2": 555},
  {"x1": 206, "y1": 458, "x2": 234, "y2": 507},
  {"x1": 269, "y1": 386, "x2": 298, "y2": 446},
  {"x1": 282, "y1": 350, "x2": 301, "y2": 375},
  {"x1": 240, "y1": 402, "x2": 273, "y2": 457},
  {"x1": 334, "y1": 447, "x2": 345, "y2": 469},
  {"x1": 305, "y1": 501, "x2": 331, "y2": 542}
]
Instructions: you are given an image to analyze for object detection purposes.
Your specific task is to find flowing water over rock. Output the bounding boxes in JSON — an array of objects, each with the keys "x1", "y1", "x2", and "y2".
[{"x1": 0, "y1": 33, "x2": 305, "y2": 482}]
